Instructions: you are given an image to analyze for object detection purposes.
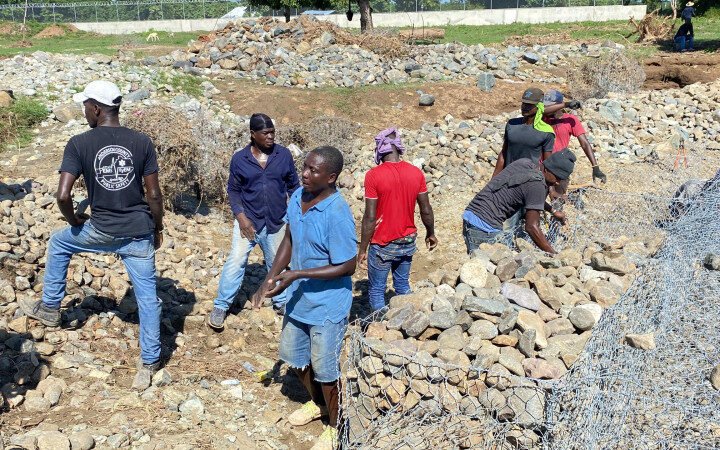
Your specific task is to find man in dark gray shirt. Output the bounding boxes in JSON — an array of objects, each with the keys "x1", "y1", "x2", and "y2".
[
  {"x1": 492, "y1": 87, "x2": 555, "y2": 176},
  {"x1": 463, "y1": 150, "x2": 576, "y2": 254}
]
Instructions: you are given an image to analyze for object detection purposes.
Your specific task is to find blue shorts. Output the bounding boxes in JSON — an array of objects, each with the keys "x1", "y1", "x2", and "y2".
[{"x1": 279, "y1": 316, "x2": 348, "y2": 383}]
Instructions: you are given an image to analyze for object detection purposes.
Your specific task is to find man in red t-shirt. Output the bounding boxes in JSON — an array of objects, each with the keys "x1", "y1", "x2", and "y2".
[
  {"x1": 543, "y1": 90, "x2": 606, "y2": 196},
  {"x1": 359, "y1": 128, "x2": 438, "y2": 312}
]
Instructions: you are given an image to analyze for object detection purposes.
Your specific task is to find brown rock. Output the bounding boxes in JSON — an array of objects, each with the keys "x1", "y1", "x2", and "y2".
[
  {"x1": 624, "y1": 332, "x2": 655, "y2": 350},
  {"x1": 491, "y1": 334, "x2": 518, "y2": 347},
  {"x1": 522, "y1": 357, "x2": 563, "y2": 379},
  {"x1": 219, "y1": 59, "x2": 239, "y2": 70},
  {"x1": 516, "y1": 310, "x2": 548, "y2": 349},
  {"x1": 0, "y1": 91, "x2": 13, "y2": 107}
]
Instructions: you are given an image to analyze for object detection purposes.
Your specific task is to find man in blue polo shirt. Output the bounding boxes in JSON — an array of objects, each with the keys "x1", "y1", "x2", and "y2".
[
  {"x1": 207, "y1": 113, "x2": 299, "y2": 329},
  {"x1": 253, "y1": 146, "x2": 357, "y2": 450}
]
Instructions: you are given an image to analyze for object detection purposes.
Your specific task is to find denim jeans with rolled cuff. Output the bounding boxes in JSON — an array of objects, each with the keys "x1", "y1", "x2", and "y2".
[
  {"x1": 42, "y1": 222, "x2": 161, "y2": 365},
  {"x1": 463, "y1": 220, "x2": 501, "y2": 254},
  {"x1": 367, "y1": 241, "x2": 417, "y2": 312},
  {"x1": 214, "y1": 221, "x2": 287, "y2": 311}
]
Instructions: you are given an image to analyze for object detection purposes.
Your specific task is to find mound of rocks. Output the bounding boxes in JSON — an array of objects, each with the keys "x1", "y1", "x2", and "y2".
[{"x1": 161, "y1": 17, "x2": 624, "y2": 89}]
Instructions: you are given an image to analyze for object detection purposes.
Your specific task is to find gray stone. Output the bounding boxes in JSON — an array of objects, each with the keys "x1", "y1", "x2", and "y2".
[
  {"x1": 419, "y1": 94, "x2": 435, "y2": 106},
  {"x1": 152, "y1": 368, "x2": 172, "y2": 387},
  {"x1": 522, "y1": 52, "x2": 540, "y2": 64},
  {"x1": 501, "y1": 282, "x2": 542, "y2": 311},
  {"x1": 428, "y1": 309, "x2": 456, "y2": 330},
  {"x1": 52, "y1": 103, "x2": 78, "y2": 123},
  {"x1": 37, "y1": 431, "x2": 70, "y2": 450},
  {"x1": 402, "y1": 311, "x2": 430, "y2": 337},
  {"x1": 24, "y1": 396, "x2": 51, "y2": 412},
  {"x1": 476, "y1": 72, "x2": 495, "y2": 91},
  {"x1": 106, "y1": 434, "x2": 128, "y2": 449},
  {"x1": 568, "y1": 303, "x2": 602, "y2": 331},
  {"x1": 591, "y1": 252, "x2": 634, "y2": 275},
  {"x1": 459, "y1": 259, "x2": 489, "y2": 288},
  {"x1": 179, "y1": 397, "x2": 204, "y2": 416},
  {"x1": 704, "y1": 253, "x2": 720, "y2": 271},
  {"x1": 437, "y1": 326, "x2": 466, "y2": 351},
  {"x1": 518, "y1": 329, "x2": 537, "y2": 357},
  {"x1": 711, "y1": 364, "x2": 720, "y2": 391},
  {"x1": 599, "y1": 100, "x2": 623, "y2": 123},
  {"x1": 505, "y1": 386, "x2": 545, "y2": 427},
  {"x1": 624, "y1": 333, "x2": 656, "y2": 350},
  {"x1": 462, "y1": 296, "x2": 508, "y2": 316},
  {"x1": 468, "y1": 320, "x2": 498, "y2": 340},
  {"x1": 125, "y1": 88, "x2": 150, "y2": 102},
  {"x1": 498, "y1": 308, "x2": 518, "y2": 334},
  {"x1": 495, "y1": 257, "x2": 519, "y2": 282},
  {"x1": 69, "y1": 431, "x2": 95, "y2": 450}
]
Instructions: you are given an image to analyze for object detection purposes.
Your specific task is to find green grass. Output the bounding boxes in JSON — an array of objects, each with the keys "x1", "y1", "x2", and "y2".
[
  {"x1": 0, "y1": 23, "x2": 201, "y2": 57},
  {"x1": 153, "y1": 71, "x2": 203, "y2": 97},
  {"x1": 437, "y1": 17, "x2": 720, "y2": 49},
  {"x1": 0, "y1": 97, "x2": 48, "y2": 151}
]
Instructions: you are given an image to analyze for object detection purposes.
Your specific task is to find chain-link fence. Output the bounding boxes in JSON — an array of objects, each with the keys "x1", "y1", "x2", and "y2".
[{"x1": 0, "y1": 0, "x2": 641, "y2": 23}]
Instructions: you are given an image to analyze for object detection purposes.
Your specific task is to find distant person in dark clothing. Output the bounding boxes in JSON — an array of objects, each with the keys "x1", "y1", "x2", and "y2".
[
  {"x1": 674, "y1": 22, "x2": 695, "y2": 52},
  {"x1": 207, "y1": 113, "x2": 300, "y2": 330},
  {"x1": 463, "y1": 150, "x2": 576, "y2": 255},
  {"x1": 681, "y1": 2, "x2": 695, "y2": 24}
]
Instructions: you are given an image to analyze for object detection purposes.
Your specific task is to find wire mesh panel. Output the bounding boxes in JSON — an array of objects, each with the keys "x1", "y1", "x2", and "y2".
[{"x1": 339, "y1": 178, "x2": 720, "y2": 449}]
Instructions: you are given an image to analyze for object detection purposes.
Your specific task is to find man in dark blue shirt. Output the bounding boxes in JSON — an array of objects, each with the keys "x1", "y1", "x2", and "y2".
[{"x1": 207, "y1": 113, "x2": 299, "y2": 330}]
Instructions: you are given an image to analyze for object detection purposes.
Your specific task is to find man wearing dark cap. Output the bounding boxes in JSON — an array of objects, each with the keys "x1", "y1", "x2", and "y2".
[
  {"x1": 542, "y1": 89, "x2": 606, "y2": 191},
  {"x1": 207, "y1": 113, "x2": 300, "y2": 330},
  {"x1": 18, "y1": 80, "x2": 165, "y2": 390},
  {"x1": 463, "y1": 150, "x2": 577, "y2": 254},
  {"x1": 492, "y1": 87, "x2": 555, "y2": 177},
  {"x1": 492, "y1": 87, "x2": 556, "y2": 238}
]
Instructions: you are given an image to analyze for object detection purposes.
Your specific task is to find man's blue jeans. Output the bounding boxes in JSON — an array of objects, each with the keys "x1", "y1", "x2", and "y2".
[
  {"x1": 674, "y1": 36, "x2": 694, "y2": 51},
  {"x1": 214, "y1": 222, "x2": 286, "y2": 310},
  {"x1": 42, "y1": 222, "x2": 160, "y2": 364},
  {"x1": 463, "y1": 220, "x2": 501, "y2": 254},
  {"x1": 367, "y1": 242, "x2": 416, "y2": 311}
]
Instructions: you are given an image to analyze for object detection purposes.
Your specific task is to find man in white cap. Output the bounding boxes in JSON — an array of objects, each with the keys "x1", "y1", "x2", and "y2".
[{"x1": 19, "y1": 80, "x2": 165, "y2": 390}]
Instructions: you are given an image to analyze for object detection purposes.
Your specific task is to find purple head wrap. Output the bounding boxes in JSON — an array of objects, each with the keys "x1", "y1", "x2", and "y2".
[{"x1": 374, "y1": 127, "x2": 405, "y2": 165}]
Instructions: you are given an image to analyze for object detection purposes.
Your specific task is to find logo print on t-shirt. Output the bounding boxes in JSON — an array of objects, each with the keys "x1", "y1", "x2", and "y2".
[{"x1": 94, "y1": 145, "x2": 135, "y2": 191}]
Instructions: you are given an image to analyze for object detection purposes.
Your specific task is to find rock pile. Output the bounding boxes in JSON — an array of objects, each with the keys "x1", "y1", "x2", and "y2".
[
  {"x1": 163, "y1": 17, "x2": 621, "y2": 89},
  {"x1": 344, "y1": 237, "x2": 661, "y2": 443}
]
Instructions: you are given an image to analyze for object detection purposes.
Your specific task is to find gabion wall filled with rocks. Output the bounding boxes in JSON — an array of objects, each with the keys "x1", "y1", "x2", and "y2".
[{"x1": 339, "y1": 179, "x2": 720, "y2": 449}]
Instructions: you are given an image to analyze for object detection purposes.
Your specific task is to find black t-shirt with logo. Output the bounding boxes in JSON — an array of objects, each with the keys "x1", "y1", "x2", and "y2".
[{"x1": 60, "y1": 126, "x2": 158, "y2": 238}]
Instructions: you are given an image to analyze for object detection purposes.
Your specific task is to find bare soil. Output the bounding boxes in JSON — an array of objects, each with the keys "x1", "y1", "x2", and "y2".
[
  {"x1": 215, "y1": 78, "x2": 566, "y2": 137},
  {"x1": 643, "y1": 52, "x2": 720, "y2": 89},
  {"x1": 33, "y1": 25, "x2": 69, "y2": 39}
]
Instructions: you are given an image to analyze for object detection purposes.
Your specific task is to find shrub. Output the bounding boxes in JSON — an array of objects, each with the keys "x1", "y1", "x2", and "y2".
[
  {"x1": 0, "y1": 97, "x2": 48, "y2": 151},
  {"x1": 568, "y1": 51, "x2": 646, "y2": 101}
]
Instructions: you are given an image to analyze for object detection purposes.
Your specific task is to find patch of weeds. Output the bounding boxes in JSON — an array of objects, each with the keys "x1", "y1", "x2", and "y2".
[
  {"x1": 153, "y1": 71, "x2": 203, "y2": 98},
  {"x1": 0, "y1": 97, "x2": 48, "y2": 151}
]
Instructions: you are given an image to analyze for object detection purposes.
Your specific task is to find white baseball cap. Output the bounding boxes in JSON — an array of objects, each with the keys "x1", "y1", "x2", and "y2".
[{"x1": 72, "y1": 80, "x2": 122, "y2": 107}]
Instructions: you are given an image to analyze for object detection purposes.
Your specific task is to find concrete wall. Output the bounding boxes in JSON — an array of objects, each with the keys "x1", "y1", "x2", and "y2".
[{"x1": 72, "y1": 5, "x2": 646, "y2": 34}]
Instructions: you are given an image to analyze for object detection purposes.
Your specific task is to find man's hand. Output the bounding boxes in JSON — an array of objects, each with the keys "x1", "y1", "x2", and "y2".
[
  {"x1": 592, "y1": 166, "x2": 607, "y2": 183},
  {"x1": 154, "y1": 229, "x2": 164, "y2": 250},
  {"x1": 567, "y1": 99, "x2": 582, "y2": 109},
  {"x1": 265, "y1": 271, "x2": 296, "y2": 298},
  {"x1": 552, "y1": 210, "x2": 568, "y2": 226},
  {"x1": 425, "y1": 234, "x2": 438, "y2": 251},
  {"x1": 237, "y1": 213, "x2": 256, "y2": 241},
  {"x1": 68, "y1": 212, "x2": 89, "y2": 227},
  {"x1": 358, "y1": 250, "x2": 368, "y2": 270}
]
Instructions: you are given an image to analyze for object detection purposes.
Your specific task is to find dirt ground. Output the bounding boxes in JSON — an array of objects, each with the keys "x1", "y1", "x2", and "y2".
[
  {"x1": 216, "y1": 78, "x2": 562, "y2": 136},
  {"x1": 643, "y1": 52, "x2": 720, "y2": 89},
  {"x1": 213, "y1": 50, "x2": 720, "y2": 136}
]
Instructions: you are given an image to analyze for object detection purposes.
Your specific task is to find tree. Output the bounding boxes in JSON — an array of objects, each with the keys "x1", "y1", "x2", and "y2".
[
  {"x1": 248, "y1": 0, "x2": 333, "y2": 22},
  {"x1": 357, "y1": 0, "x2": 373, "y2": 32}
]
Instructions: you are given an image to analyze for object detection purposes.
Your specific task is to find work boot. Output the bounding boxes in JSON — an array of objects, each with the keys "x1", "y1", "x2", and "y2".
[
  {"x1": 288, "y1": 400, "x2": 327, "y2": 426},
  {"x1": 132, "y1": 361, "x2": 160, "y2": 390},
  {"x1": 18, "y1": 297, "x2": 60, "y2": 327},
  {"x1": 310, "y1": 425, "x2": 338, "y2": 450},
  {"x1": 207, "y1": 307, "x2": 227, "y2": 330}
]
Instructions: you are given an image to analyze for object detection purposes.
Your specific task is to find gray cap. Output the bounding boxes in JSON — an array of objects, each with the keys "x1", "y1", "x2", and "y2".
[{"x1": 544, "y1": 149, "x2": 577, "y2": 180}]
